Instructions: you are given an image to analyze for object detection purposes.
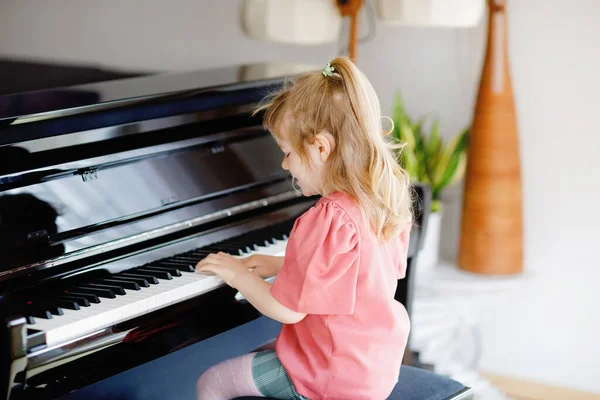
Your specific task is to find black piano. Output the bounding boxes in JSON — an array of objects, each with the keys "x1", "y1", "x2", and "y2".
[{"x1": 0, "y1": 63, "x2": 431, "y2": 400}]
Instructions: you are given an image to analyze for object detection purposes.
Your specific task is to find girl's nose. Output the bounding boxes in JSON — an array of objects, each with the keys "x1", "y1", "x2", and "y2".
[{"x1": 281, "y1": 158, "x2": 288, "y2": 170}]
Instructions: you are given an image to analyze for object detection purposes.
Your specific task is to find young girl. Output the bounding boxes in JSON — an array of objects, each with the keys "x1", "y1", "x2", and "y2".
[{"x1": 195, "y1": 57, "x2": 413, "y2": 400}]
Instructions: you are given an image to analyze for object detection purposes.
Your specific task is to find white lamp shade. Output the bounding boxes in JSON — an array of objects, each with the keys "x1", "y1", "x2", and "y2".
[
  {"x1": 374, "y1": 0, "x2": 485, "y2": 27},
  {"x1": 240, "y1": 0, "x2": 342, "y2": 45}
]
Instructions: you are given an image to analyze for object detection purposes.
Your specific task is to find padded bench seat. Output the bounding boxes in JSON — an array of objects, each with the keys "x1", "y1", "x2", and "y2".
[{"x1": 234, "y1": 364, "x2": 473, "y2": 400}]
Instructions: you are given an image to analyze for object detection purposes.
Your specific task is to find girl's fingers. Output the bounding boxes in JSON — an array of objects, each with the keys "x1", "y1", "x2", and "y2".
[
  {"x1": 196, "y1": 257, "x2": 219, "y2": 270},
  {"x1": 196, "y1": 263, "x2": 218, "y2": 275}
]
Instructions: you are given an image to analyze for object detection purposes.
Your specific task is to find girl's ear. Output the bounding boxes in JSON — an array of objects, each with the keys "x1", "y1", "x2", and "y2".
[{"x1": 313, "y1": 130, "x2": 336, "y2": 163}]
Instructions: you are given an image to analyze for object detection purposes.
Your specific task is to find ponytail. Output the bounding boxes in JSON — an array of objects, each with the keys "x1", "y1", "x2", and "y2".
[{"x1": 259, "y1": 57, "x2": 413, "y2": 241}]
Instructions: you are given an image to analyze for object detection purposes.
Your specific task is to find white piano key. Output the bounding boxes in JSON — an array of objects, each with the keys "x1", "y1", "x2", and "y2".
[{"x1": 26, "y1": 272, "x2": 222, "y2": 347}]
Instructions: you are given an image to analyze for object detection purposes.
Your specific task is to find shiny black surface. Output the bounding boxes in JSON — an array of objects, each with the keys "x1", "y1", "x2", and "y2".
[
  {"x1": 0, "y1": 63, "x2": 309, "y2": 121},
  {"x1": 1, "y1": 132, "x2": 288, "y2": 273},
  {"x1": 0, "y1": 65, "x2": 303, "y2": 277},
  {"x1": 0, "y1": 63, "x2": 317, "y2": 146}
]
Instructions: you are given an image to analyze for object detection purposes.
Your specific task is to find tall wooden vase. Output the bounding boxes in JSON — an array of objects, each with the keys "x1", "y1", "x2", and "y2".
[{"x1": 458, "y1": 0, "x2": 523, "y2": 275}]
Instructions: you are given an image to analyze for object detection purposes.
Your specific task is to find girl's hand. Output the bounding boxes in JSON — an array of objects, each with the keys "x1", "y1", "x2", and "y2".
[
  {"x1": 195, "y1": 252, "x2": 249, "y2": 289},
  {"x1": 242, "y1": 255, "x2": 284, "y2": 278}
]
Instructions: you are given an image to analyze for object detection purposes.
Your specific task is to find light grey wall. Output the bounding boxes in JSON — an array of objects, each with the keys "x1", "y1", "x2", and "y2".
[{"x1": 1, "y1": 0, "x2": 599, "y2": 393}]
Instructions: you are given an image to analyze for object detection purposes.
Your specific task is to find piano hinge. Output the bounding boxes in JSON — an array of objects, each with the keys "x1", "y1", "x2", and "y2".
[
  {"x1": 27, "y1": 229, "x2": 49, "y2": 242},
  {"x1": 210, "y1": 144, "x2": 225, "y2": 154},
  {"x1": 79, "y1": 167, "x2": 98, "y2": 182},
  {"x1": 161, "y1": 196, "x2": 178, "y2": 206}
]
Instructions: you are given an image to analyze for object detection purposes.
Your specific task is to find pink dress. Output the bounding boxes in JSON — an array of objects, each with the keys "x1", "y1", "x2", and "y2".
[{"x1": 270, "y1": 192, "x2": 412, "y2": 400}]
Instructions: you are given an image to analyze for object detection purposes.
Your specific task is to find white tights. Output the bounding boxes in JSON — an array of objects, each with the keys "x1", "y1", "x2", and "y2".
[{"x1": 196, "y1": 352, "x2": 262, "y2": 400}]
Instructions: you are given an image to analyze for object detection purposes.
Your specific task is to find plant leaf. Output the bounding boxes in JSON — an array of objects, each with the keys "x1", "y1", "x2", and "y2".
[
  {"x1": 425, "y1": 120, "x2": 442, "y2": 158},
  {"x1": 392, "y1": 93, "x2": 409, "y2": 134},
  {"x1": 401, "y1": 148, "x2": 419, "y2": 181},
  {"x1": 412, "y1": 118, "x2": 425, "y2": 149},
  {"x1": 391, "y1": 95, "x2": 402, "y2": 141},
  {"x1": 399, "y1": 119, "x2": 416, "y2": 151},
  {"x1": 432, "y1": 127, "x2": 469, "y2": 198},
  {"x1": 449, "y1": 153, "x2": 467, "y2": 186},
  {"x1": 431, "y1": 199, "x2": 443, "y2": 213},
  {"x1": 423, "y1": 120, "x2": 441, "y2": 183}
]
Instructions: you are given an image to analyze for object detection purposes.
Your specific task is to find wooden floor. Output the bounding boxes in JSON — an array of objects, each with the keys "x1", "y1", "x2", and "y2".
[{"x1": 482, "y1": 372, "x2": 600, "y2": 400}]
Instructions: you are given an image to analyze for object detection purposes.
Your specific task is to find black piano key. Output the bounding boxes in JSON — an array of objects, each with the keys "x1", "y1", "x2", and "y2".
[
  {"x1": 120, "y1": 273, "x2": 159, "y2": 284},
  {"x1": 156, "y1": 261, "x2": 195, "y2": 272},
  {"x1": 157, "y1": 258, "x2": 194, "y2": 266},
  {"x1": 62, "y1": 295, "x2": 91, "y2": 307},
  {"x1": 65, "y1": 290, "x2": 104, "y2": 303},
  {"x1": 74, "y1": 286, "x2": 116, "y2": 299},
  {"x1": 26, "y1": 316, "x2": 36, "y2": 325},
  {"x1": 185, "y1": 251, "x2": 212, "y2": 258},
  {"x1": 134, "y1": 268, "x2": 172, "y2": 280},
  {"x1": 182, "y1": 251, "x2": 216, "y2": 264},
  {"x1": 223, "y1": 240, "x2": 255, "y2": 248},
  {"x1": 171, "y1": 255, "x2": 206, "y2": 262},
  {"x1": 201, "y1": 247, "x2": 246, "y2": 256},
  {"x1": 56, "y1": 300, "x2": 80, "y2": 311},
  {"x1": 27, "y1": 308, "x2": 52, "y2": 320},
  {"x1": 87, "y1": 283, "x2": 126, "y2": 295},
  {"x1": 203, "y1": 244, "x2": 244, "y2": 252},
  {"x1": 110, "y1": 276, "x2": 150, "y2": 287},
  {"x1": 48, "y1": 306, "x2": 64, "y2": 316},
  {"x1": 144, "y1": 265, "x2": 182, "y2": 277},
  {"x1": 98, "y1": 278, "x2": 141, "y2": 290}
]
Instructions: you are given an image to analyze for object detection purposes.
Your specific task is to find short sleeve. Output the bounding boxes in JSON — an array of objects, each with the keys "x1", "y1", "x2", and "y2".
[{"x1": 271, "y1": 201, "x2": 359, "y2": 315}]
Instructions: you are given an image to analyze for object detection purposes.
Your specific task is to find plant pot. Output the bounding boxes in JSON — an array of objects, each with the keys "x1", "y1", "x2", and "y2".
[{"x1": 417, "y1": 211, "x2": 442, "y2": 273}]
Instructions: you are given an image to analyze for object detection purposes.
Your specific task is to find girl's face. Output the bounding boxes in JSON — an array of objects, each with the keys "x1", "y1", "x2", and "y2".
[{"x1": 276, "y1": 136, "x2": 324, "y2": 197}]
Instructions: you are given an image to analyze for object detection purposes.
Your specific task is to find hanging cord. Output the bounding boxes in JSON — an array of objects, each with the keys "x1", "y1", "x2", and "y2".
[{"x1": 336, "y1": 0, "x2": 376, "y2": 60}]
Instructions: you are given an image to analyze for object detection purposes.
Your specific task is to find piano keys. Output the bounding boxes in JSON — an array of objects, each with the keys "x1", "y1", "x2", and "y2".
[{"x1": 23, "y1": 221, "x2": 291, "y2": 349}]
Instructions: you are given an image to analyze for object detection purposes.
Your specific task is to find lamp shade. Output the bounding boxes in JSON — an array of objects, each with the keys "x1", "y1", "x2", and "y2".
[
  {"x1": 374, "y1": 0, "x2": 485, "y2": 27},
  {"x1": 240, "y1": 0, "x2": 342, "y2": 45}
]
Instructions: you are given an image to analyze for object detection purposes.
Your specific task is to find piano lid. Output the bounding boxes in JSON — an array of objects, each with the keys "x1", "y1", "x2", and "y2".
[
  {"x1": 0, "y1": 62, "x2": 318, "y2": 147},
  {"x1": 0, "y1": 62, "x2": 315, "y2": 279}
]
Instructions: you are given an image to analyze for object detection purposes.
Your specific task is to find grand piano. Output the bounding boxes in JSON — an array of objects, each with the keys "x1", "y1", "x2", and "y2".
[{"x1": 0, "y1": 63, "x2": 431, "y2": 400}]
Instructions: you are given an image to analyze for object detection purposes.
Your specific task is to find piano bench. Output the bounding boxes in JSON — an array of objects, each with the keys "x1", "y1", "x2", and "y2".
[{"x1": 233, "y1": 365, "x2": 474, "y2": 400}]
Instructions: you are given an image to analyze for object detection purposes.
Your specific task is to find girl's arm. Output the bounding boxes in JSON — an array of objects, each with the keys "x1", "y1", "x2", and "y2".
[
  {"x1": 196, "y1": 252, "x2": 306, "y2": 325},
  {"x1": 232, "y1": 271, "x2": 306, "y2": 324}
]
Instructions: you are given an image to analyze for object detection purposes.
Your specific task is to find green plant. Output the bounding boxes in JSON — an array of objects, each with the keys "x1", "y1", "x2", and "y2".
[{"x1": 391, "y1": 93, "x2": 470, "y2": 213}]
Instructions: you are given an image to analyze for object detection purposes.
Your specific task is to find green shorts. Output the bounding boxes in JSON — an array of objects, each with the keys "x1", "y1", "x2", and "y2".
[{"x1": 252, "y1": 350, "x2": 309, "y2": 400}]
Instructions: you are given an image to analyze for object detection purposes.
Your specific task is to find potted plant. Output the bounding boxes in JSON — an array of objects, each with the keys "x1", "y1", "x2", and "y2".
[{"x1": 391, "y1": 93, "x2": 469, "y2": 270}]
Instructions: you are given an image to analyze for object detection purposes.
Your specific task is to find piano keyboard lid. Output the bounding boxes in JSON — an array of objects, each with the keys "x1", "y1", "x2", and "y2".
[{"x1": 0, "y1": 62, "x2": 318, "y2": 283}]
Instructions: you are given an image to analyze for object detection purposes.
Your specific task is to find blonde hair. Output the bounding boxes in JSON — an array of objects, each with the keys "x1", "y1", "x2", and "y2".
[{"x1": 255, "y1": 57, "x2": 412, "y2": 241}]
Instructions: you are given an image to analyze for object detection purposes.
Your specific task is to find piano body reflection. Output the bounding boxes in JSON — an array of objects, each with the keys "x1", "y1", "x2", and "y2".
[{"x1": 0, "y1": 63, "x2": 429, "y2": 400}]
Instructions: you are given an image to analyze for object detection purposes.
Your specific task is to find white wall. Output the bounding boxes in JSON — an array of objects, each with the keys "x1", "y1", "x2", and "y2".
[{"x1": 1, "y1": 0, "x2": 599, "y2": 394}]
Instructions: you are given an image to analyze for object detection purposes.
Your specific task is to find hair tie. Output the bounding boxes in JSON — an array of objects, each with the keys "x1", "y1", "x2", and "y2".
[
  {"x1": 322, "y1": 63, "x2": 334, "y2": 77},
  {"x1": 381, "y1": 116, "x2": 394, "y2": 135}
]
